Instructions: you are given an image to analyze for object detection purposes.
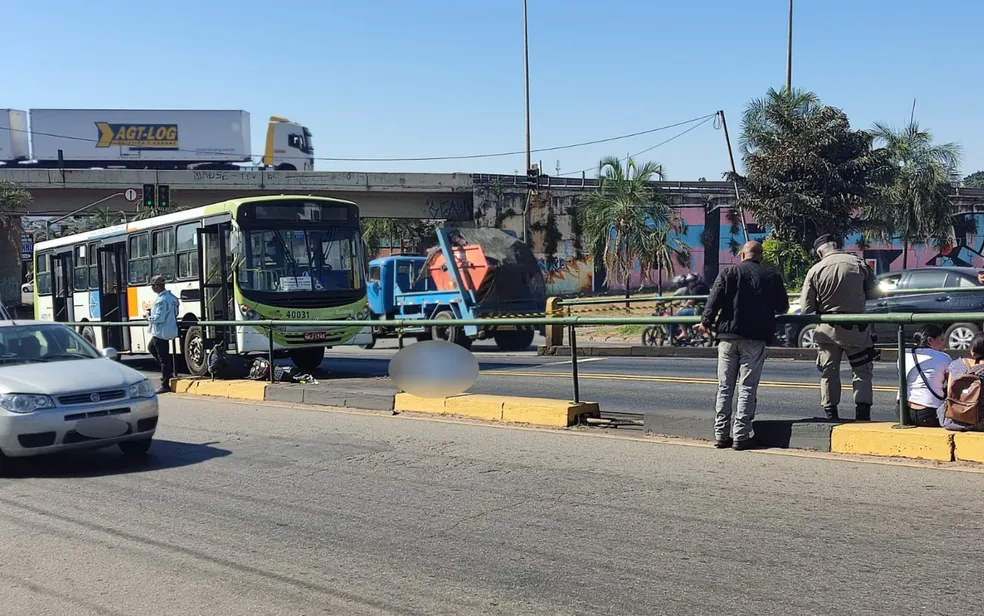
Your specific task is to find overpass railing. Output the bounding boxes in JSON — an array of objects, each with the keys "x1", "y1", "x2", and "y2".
[
  {"x1": 553, "y1": 285, "x2": 984, "y2": 308},
  {"x1": 55, "y1": 311, "x2": 982, "y2": 431}
]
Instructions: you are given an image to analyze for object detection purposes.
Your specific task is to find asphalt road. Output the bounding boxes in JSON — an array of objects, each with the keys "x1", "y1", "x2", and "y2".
[
  {"x1": 319, "y1": 344, "x2": 903, "y2": 421},
  {"x1": 131, "y1": 341, "x2": 903, "y2": 421},
  {"x1": 2, "y1": 396, "x2": 981, "y2": 615}
]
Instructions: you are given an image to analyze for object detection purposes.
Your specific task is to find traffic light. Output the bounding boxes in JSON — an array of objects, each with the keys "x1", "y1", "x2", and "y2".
[
  {"x1": 526, "y1": 167, "x2": 539, "y2": 189},
  {"x1": 157, "y1": 185, "x2": 170, "y2": 209},
  {"x1": 143, "y1": 184, "x2": 155, "y2": 208}
]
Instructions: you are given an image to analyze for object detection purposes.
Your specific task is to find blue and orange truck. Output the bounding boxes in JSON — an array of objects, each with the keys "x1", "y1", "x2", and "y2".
[{"x1": 363, "y1": 227, "x2": 546, "y2": 351}]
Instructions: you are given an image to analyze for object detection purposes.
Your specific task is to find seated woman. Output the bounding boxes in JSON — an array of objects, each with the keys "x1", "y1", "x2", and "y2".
[
  {"x1": 903, "y1": 324, "x2": 950, "y2": 427},
  {"x1": 939, "y1": 331, "x2": 984, "y2": 431}
]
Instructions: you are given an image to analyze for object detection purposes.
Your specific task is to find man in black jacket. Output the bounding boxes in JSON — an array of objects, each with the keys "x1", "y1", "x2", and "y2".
[{"x1": 698, "y1": 241, "x2": 789, "y2": 450}]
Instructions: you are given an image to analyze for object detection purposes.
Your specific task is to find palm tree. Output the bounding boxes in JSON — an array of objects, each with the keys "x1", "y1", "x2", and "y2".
[
  {"x1": 870, "y1": 121, "x2": 961, "y2": 268},
  {"x1": 642, "y1": 219, "x2": 691, "y2": 292},
  {"x1": 734, "y1": 87, "x2": 893, "y2": 249},
  {"x1": 577, "y1": 156, "x2": 681, "y2": 297}
]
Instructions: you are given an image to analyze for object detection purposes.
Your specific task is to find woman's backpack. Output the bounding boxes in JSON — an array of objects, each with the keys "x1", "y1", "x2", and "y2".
[{"x1": 944, "y1": 361, "x2": 984, "y2": 430}]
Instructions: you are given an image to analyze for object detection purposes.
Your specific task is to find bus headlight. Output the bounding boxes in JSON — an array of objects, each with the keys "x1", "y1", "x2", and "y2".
[{"x1": 240, "y1": 304, "x2": 261, "y2": 320}]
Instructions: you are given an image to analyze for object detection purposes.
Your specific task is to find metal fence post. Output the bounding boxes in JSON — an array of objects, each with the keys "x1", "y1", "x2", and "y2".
[
  {"x1": 569, "y1": 324, "x2": 580, "y2": 404},
  {"x1": 267, "y1": 324, "x2": 275, "y2": 383},
  {"x1": 896, "y1": 324, "x2": 910, "y2": 428}
]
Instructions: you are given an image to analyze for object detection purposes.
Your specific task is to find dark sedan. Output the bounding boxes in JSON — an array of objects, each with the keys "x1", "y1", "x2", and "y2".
[{"x1": 786, "y1": 267, "x2": 984, "y2": 350}]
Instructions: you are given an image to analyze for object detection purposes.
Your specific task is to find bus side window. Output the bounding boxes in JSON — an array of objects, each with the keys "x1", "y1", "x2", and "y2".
[
  {"x1": 128, "y1": 233, "x2": 151, "y2": 285},
  {"x1": 88, "y1": 243, "x2": 99, "y2": 289},
  {"x1": 73, "y1": 245, "x2": 89, "y2": 292},
  {"x1": 36, "y1": 254, "x2": 52, "y2": 295},
  {"x1": 176, "y1": 223, "x2": 199, "y2": 279},
  {"x1": 152, "y1": 227, "x2": 176, "y2": 281},
  {"x1": 368, "y1": 266, "x2": 381, "y2": 283}
]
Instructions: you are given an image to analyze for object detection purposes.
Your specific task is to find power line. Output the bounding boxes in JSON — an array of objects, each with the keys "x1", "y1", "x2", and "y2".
[
  {"x1": 560, "y1": 115, "x2": 717, "y2": 176},
  {"x1": 0, "y1": 113, "x2": 716, "y2": 164}
]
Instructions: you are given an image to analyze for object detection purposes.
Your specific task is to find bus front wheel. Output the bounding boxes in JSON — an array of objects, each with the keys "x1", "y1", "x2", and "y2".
[
  {"x1": 290, "y1": 346, "x2": 325, "y2": 373},
  {"x1": 184, "y1": 326, "x2": 208, "y2": 377}
]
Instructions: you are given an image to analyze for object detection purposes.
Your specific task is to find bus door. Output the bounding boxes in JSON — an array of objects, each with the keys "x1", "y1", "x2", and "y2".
[
  {"x1": 96, "y1": 242, "x2": 131, "y2": 352},
  {"x1": 50, "y1": 250, "x2": 74, "y2": 323},
  {"x1": 198, "y1": 220, "x2": 235, "y2": 352}
]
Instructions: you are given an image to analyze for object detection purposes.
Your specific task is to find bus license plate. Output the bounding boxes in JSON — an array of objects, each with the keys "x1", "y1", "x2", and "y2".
[{"x1": 303, "y1": 332, "x2": 328, "y2": 341}]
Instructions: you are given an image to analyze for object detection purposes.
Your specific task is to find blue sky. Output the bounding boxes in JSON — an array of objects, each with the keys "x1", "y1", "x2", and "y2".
[{"x1": 3, "y1": 0, "x2": 981, "y2": 180}]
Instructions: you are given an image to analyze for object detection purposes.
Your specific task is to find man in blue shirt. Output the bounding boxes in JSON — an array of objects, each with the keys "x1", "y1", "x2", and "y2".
[{"x1": 145, "y1": 275, "x2": 180, "y2": 393}]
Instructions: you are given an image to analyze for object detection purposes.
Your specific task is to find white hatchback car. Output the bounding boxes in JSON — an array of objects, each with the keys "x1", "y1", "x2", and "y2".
[{"x1": 0, "y1": 321, "x2": 158, "y2": 472}]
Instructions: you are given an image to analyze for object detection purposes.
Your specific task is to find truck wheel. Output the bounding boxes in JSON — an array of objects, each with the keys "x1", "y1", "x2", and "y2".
[
  {"x1": 432, "y1": 311, "x2": 472, "y2": 349},
  {"x1": 290, "y1": 346, "x2": 325, "y2": 372},
  {"x1": 493, "y1": 329, "x2": 534, "y2": 352},
  {"x1": 184, "y1": 326, "x2": 208, "y2": 376}
]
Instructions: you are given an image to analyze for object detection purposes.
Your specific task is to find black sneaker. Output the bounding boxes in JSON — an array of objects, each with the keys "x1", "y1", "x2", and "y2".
[
  {"x1": 714, "y1": 438, "x2": 733, "y2": 449},
  {"x1": 823, "y1": 406, "x2": 840, "y2": 420},
  {"x1": 156, "y1": 384, "x2": 170, "y2": 394},
  {"x1": 733, "y1": 439, "x2": 755, "y2": 451}
]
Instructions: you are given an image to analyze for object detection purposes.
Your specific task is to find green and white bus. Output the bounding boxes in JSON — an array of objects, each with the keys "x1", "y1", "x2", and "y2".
[{"x1": 33, "y1": 195, "x2": 371, "y2": 374}]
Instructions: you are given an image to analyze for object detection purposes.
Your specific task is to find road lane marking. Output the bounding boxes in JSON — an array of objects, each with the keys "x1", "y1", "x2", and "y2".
[
  {"x1": 538, "y1": 357, "x2": 609, "y2": 367},
  {"x1": 481, "y1": 370, "x2": 898, "y2": 393}
]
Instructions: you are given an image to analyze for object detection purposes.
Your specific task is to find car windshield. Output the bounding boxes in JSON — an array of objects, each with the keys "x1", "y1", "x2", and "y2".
[
  {"x1": 237, "y1": 228, "x2": 364, "y2": 293},
  {"x1": 0, "y1": 324, "x2": 100, "y2": 366}
]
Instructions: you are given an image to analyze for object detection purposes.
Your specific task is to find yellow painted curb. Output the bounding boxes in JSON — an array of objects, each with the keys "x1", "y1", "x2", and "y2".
[
  {"x1": 170, "y1": 378, "x2": 269, "y2": 401},
  {"x1": 394, "y1": 392, "x2": 599, "y2": 427},
  {"x1": 830, "y1": 422, "x2": 954, "y2": 462},
  {"x1": 954, "y1": 432, "x2": 984, "y2": 464}
]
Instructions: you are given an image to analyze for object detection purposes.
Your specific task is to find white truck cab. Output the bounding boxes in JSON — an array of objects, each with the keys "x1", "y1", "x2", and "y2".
[{"x1": 263, "y1": 116, "x2": 314, "y2": 171}]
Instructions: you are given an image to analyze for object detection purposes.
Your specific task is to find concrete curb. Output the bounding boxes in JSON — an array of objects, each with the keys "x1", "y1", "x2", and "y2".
[
  {"x1": 954, "y1": 433, "x2": 984, "y2": 463},
  {"x1": 829, "y1": 422, "x2": 954, "y2": 462},
  {"x1": 394, "y1": 393, "x2": 600, "y2": 427},
  {"x1": 540, "y1": 345, "x2": 901, "y2": 362},
  {"x1": 169, "y1": 378, "x2": 599, "y2": 427}
]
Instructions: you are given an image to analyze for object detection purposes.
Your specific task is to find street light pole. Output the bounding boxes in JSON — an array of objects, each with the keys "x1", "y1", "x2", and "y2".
[
  {"x1": 524, "y1": 0, "x2": 531, "y2": 173},
  {"x1": 786, "y1": 0, "x2": 793, "y2": 91}
]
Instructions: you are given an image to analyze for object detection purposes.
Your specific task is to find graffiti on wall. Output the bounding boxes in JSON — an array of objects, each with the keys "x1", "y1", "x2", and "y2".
[{"x1": 537, "y1": 207, "x2": 984, "y2": 296}]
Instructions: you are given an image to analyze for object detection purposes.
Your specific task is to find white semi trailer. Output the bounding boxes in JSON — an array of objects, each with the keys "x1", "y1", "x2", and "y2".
[{"x1": 0, "y1": 109, "x2": 313, "y2": 171}]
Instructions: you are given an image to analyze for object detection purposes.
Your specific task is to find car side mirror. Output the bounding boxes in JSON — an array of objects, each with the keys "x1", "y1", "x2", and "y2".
[{"x1": 101, "y1": 348, "x2": 119, "y2": 361}]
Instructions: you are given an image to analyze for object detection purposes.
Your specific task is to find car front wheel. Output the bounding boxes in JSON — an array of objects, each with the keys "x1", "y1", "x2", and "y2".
[
  {"x1": 945, "y1": 323, "x2": 981, "y2": 351},
  {"x1": 797, "y1": 324, "x2": 819, "y2": 349}
]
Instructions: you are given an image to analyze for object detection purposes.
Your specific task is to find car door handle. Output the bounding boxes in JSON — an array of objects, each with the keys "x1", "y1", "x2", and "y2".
[
  {"x1": 936, "y1": 296, "x2": 951, "y2": 302},
  {"x1": 877, "y1": 301, "x2": 890, "y2": 307}
]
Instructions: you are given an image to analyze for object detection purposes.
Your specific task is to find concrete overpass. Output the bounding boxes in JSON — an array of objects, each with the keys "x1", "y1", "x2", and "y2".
[
  {"x1": 0, "y1": 169, "x2": 477, "y2": 221},
  {"x1": 3, "y1": 168, "x2": 984, "y2": 222}
]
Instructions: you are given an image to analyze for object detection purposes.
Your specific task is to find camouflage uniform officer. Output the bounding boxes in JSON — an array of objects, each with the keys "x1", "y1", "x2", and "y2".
[{"x1": 800, "y1": 235, "x2": 880, "y2": 421}]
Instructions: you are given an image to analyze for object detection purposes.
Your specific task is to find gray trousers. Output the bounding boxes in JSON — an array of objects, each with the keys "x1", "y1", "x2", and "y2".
[{"x1": 714, "y1": 338, "x2": 767, "y2": 442}]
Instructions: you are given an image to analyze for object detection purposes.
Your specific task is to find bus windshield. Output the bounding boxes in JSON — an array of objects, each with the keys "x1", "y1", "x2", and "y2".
[{"x1": 237, "y1": 228, "x2": 364, "y2": 293}]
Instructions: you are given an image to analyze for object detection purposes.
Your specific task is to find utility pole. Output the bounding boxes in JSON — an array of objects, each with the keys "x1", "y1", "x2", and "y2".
[
  {"x1": 717, "y1": 110, "x2": 750, "y2": 243},
  {"x1": 786, "y1": 0, "x2": 793, "y2": 91},
  {"x1": 524, "y1": 0, "x2": 531, "y2": 173},
  {"x1": 522, "y1": 0, "x2": 533, "y2": 246}
]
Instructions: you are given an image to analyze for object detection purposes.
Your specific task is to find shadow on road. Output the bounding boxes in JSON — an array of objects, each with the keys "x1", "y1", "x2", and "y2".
[{"x1": 5, "y1": 440, "x2": 232, "y2": 479}]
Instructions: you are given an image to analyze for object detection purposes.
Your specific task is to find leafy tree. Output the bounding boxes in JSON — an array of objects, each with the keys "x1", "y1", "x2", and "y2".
[
  {"x1": 867, "y1": 121, "x2": 961, "y2": 268},
  {"x1": 761, "y1": 235, "x2": 812, "y2": 290},
  {"x1": 964, "y1": 171, "x2": 984, "y2": 189},
  {"x1": 577, "y1": 156, "x2": 686, "y2": 296},
  {"x1": 730, "y1": 87, "x2": 893, "y2": 249},
  {"x1": 361, "y1": 218, "x2": 441, "y2": 258},
  {"x1": 642, "y1": 219, "x2": 691, "y2": 292},
  {"x1": 0, "y1": 181, "x2": 32, "y2": 302}
]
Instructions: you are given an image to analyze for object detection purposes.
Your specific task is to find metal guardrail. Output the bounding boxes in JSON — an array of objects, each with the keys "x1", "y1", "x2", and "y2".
[
  {"x1": 48, "y1": 312, "x2": 984, "y2": 431},
  {"x1": 555, "y1": 286, "x2": 984, "y2": 308}
]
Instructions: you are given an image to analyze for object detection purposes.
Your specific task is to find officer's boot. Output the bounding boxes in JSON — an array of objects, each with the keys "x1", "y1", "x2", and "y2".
[
  {"x1": 855, "y1": 404, "x2": 871, "y2": 422},
  {"x1": 823, "y1": 405, "x2": 840, "y2": 420}
]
